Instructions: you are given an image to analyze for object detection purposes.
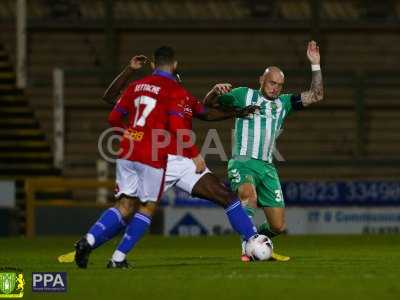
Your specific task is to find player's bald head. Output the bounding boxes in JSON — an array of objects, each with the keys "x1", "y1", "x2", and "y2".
[{"x1": 263, "y1": 66, "x2": 285, "y2": 79}]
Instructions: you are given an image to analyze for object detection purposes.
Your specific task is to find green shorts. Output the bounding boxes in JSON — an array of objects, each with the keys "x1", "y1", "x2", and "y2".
[{"x1": 227, "y1": 157, "x2": 284, "y2": 208}]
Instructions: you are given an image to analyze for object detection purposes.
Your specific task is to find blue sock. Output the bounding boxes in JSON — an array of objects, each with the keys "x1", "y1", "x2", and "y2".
[
  {"x1": 116, "y1": 212, "x2": 152, "y2": 255},
  {"x1": 225, "y1": 200, "x2": 257, "y2": 241},
  {"x1": 87, "y1": 207, "x2": 127, "y2": 249}
]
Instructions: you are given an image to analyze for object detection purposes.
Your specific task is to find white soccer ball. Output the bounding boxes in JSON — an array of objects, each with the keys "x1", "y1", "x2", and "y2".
[{"x1": 245, "y1": 234, "x2": 273, "y2": 261}]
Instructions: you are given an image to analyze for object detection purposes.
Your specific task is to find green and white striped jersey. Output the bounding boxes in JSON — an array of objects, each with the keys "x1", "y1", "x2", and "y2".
[{"x1": 219, "y1": 87, "x2": 295, "y2": 163}]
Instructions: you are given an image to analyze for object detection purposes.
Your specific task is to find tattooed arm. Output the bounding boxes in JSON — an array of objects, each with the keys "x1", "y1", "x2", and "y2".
[{"x1": 301, "y1": 41, "x2": 324, "y2": 106}]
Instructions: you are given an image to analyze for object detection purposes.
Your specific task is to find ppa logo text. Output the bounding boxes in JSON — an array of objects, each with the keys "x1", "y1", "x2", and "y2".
[{"x1": 32, "y1": 272, "x2": 67, "y2": 292}]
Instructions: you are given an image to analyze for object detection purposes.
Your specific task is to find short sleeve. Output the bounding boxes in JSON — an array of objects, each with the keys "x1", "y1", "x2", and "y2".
[
  {"x1": 218, "y1": 87, "x2": 248, "y2": 109},
  {"x1": 113, "y1": 84, "x2": 134, "y2": 116},
  {"x1": 279, "y1": 93, "x2": 303, "y2": 115},
  {"x1": 167, "y1": 96, "x2": 185, "y2": 119}
]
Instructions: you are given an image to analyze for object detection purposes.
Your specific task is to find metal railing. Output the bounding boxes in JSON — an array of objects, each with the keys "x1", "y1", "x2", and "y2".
[{"x1": 25, "y1": 177, "x2": 114, "y2": 238}]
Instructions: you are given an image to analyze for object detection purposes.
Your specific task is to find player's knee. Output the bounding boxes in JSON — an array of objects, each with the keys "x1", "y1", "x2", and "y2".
[
  {"x1": 238, "y1": 185, "x2": 257, "y2": 204},
  {"x1": 115, "y1": 196, "x2": 137, "y2": 220}
]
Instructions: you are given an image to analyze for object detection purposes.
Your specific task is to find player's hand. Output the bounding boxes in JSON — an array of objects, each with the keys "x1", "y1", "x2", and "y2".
[
  {"x1": 129, "y1": 55, "x2": 148, "y2": 70},
  {"x1": 192, "y1": 154, "x2": 207, "y2": 174},
  {"x1": 235, "y1": 105, "x2": 260, "y2": 118},
  {"x1": 306, "y1": 41, "x2": 320, "y2": 65},
  {"x1": 212, "y1": 83, "x2": 232, "y2": 96}
]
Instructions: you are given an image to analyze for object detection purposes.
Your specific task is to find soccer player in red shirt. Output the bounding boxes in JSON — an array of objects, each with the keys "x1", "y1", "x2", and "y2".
[{"x1": 74, "y1": 47, "x2": 259, "y2": 268}]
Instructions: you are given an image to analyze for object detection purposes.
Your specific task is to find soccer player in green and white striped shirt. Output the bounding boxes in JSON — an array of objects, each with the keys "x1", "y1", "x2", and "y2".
[{"x1": 205, "y1": 41, "x2": 324, "y2": 261}]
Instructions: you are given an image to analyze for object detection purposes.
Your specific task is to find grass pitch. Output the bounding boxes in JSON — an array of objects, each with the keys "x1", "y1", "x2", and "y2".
[{"x1": 1, "y1": 235, "x2": 399, "y2": 300}]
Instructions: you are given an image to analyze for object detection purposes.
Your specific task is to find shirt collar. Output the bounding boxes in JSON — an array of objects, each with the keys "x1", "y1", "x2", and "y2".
[{"x1": 153, "y1": 69, "x2": 177, "y2": 81}]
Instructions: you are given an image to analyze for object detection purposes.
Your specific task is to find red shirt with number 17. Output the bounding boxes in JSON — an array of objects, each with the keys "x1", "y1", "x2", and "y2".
[{"x1": 108, "y1": 72, "x2": 200, "y2": 169}]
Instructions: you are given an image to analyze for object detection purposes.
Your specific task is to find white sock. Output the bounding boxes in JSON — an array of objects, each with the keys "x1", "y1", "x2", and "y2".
[
  {"x1": 241, "y1": 240, "x2": 246, "y2": 255},
  {"x1": 86, "y1": 233, "x2": 95, "y2": 247},
  {"x1": 112, "y1": 250, "x2": 126, "y2": 262}
]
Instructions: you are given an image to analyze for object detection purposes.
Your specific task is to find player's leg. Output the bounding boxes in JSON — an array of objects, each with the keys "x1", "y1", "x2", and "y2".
[
  {"x1": 174, "y1": 156, "x2": 257, "y2": 241},
  {"x1": 260, "y1": 207, "x2": 289, "y2": 261},
  {"x1": 238, "y1": 183, "x2": 258, "y2": 210},
  {"x1": 84, "y1": 197, "x2": 135, "y2": 248},
  {"x1": 74, "y1": 159, "x2": 139, "y2": 268},
  {"x1": 256, "y1": 165, "x2": 285, "y2": 237},
  {"x1": 227, "y1": 159, "x2": 258, "y2": 211},
  {"x1": 108, "y1": 161, "x2": 165, "y2": 268},
  {"x1": 114, "y1": 196, "x2": 140, "y2": 223},
  {"x1": 260, "y1": 207, "x2": 286, "y2": 237},
  {"x1": 162, "y1": 155, "x2": 183, "y2": 193},
  {"x1": 227, "y1": 159, "x2": 259, "y2": 261},
  {"x1": 256, "y1": 165, "x2": 290, "y2": 261},
  {"x1": 237, "y1": 183, "x2": 259, "y2": 261}
]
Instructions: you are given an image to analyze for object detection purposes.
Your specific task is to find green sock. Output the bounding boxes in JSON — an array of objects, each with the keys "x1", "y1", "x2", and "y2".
[
  {"x1": 258, "y1": 222, "x2": 279, "y2": 238},
  {"x1": 244, "y1": 206, "x2": 280, "y2": 238}
]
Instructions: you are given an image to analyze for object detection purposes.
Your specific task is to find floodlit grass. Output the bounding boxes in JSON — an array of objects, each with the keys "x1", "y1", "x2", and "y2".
[{"x1": 1, "y1": 235, "x2": 399, "y2": 300}]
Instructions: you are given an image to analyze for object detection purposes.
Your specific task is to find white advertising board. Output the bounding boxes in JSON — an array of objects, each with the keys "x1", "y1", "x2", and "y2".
[{"x1": 164, "y1": 206, "x2": 400, "y2": 236}]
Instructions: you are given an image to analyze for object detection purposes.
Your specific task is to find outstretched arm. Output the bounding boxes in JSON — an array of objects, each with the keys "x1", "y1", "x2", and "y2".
[
  {"x1": 301, "y1": 41, "x2": 324, "y2": 107},
  {"x1": 102, "y1": 55, "x2": 148, "y2": 104},
  {"x1": 196, "y1": 105, "x2": 260, "y2": 121},
  {"x1": 202, "y1": 83, "x2": 232, "y2": 107}
]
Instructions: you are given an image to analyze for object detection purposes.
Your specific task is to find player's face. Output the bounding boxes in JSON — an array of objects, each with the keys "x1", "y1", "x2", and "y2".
[{"x1": 260, "y1": 72, "x2": 284, "y2": 99}]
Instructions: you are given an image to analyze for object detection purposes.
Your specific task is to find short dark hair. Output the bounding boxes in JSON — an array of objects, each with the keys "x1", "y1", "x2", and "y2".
[{"x1": 154, "y1": 46, "x2": 176, "y2": 67}]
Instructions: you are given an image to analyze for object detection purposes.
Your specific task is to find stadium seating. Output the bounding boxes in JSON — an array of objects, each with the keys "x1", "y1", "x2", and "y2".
[
  {"x1": 0, "y1": 43, "x2": 55, "y2": 177},
  {"x1": 27, "y1": 32, "x2": 108, "y2": 177},
  {"x1": 1, "y1": 0, "x2": 399, "y2": 22},
  {"x1": 15, "y1": 28, "x2": 398, "y2": 180}
]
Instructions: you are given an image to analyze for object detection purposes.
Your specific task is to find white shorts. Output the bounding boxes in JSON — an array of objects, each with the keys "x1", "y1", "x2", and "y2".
[
  {"x1": 164, "y1": 154, "x2": 211, "y2": 194},
  {"x1": 115, "y1": 159, "x2": 165, "y2": 203}
]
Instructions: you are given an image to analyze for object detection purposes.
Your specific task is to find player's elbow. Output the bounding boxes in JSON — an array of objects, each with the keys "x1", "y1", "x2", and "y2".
[
  {"x1": 306, "y1": 90, "x2": 323, "y2": 106},
  {"x1": 316, "y1": 90, "x2": 324, "y2": 102},
  {"x1": 315, "y1": 87, "x2": 324, "y2": 102}
]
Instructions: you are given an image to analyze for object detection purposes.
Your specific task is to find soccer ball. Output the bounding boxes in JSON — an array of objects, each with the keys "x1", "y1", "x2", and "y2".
[{"x1": 245, "y1": 234, "x2": 273, "y2": 261}]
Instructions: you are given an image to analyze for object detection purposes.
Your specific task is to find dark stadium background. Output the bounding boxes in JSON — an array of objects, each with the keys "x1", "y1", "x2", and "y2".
[{"x1": 0, "y1": 1, "x2": 399, "y2": 299}]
